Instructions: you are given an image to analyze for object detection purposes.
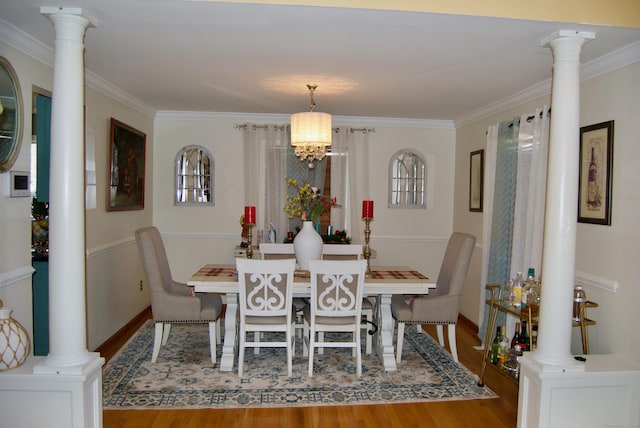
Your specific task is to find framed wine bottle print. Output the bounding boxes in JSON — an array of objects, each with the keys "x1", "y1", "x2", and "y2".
[{"x1": 578, "y1": 120, "x2": 613, "y2": 225}]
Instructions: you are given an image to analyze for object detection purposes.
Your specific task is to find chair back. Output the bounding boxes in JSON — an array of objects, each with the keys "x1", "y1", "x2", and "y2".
[
  {"x1": 135, "y1": 226, "x2": 176, "y2": 296},
  {"x1": 434, "y1": 232, "x2": 476, "y2": 297},
  {"x1": 308, "y1": 259, "x2": 367, "y2": 320},
  {"x1": 321, "y1": 244, "x2": 363, "y2": 260},
  {"x1": 259, "y1": 243, "x2": 296, "y2": 260},
  {"x1": 236, "y1": 258, "x2": 296, "y2": 320}
]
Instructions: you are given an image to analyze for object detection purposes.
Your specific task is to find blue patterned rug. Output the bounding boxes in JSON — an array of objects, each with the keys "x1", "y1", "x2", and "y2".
[{"x1": 103, "y1": 321, "x2": 495, "y2": 409}]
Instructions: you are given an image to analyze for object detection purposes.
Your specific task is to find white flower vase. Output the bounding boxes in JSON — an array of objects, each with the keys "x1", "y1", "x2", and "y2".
[
  {"x1": 293, "y1": 221, "x2": 323, "y2": 270},
  {"x1": 0, "y1": 300, "x2": 31, "y2": 371}
]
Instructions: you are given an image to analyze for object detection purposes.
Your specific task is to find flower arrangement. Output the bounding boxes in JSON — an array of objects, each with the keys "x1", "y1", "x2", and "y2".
[{"x1": 283, "y1": 177, "x2": 336, "y2": 223}]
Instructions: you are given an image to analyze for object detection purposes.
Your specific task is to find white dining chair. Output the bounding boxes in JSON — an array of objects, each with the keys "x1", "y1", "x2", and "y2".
[
  {"x1": 259, "y1": 243, "x2": 306, "y2": 344},
  {"x1": 304, "y1": 259, "x2": 367, "y2": 377},
  {"x1": 236, "y1": 258, "x2": 296, "y2": 377},
  {"x1": 321, "y1": 244, "x2": 374, "y2": 355}
]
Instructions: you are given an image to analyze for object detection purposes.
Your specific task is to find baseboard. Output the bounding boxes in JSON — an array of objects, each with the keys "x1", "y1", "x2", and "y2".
[
  {"x1": 94, "y1": 306, "x2": 151, "y2": 354},
  {"x1": 458, "y1": 313, "x2": 478, "y2": 334}
]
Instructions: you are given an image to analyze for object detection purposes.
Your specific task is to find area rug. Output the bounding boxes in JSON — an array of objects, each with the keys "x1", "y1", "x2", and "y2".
[{"x1": 103, "y1": 321, "x2": 495, "y2": 409}]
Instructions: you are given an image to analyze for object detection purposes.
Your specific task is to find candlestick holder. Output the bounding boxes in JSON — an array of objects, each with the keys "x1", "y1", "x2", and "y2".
[
  {"x1": 245, "y1": 223, "x2": 255, "y2": 259},
  {"x1": 362, "y1": 217, "x2": 373, "y2": 274}
]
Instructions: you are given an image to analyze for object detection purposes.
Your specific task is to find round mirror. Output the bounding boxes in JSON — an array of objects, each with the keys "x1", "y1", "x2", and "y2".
[{"x1": 0, "y1": 56, "x2": 23, "y2": 172}]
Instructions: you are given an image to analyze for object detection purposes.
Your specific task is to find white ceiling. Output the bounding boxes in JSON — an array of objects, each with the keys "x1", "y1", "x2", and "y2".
[{"x1": 1, "y1": 1, "x2": 639, "y2": 122}]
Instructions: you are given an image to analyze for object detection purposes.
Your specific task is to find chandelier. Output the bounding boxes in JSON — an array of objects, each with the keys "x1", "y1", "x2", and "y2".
[{"x1": 290, "y1": 84, "x2": 332, "y2": 162}]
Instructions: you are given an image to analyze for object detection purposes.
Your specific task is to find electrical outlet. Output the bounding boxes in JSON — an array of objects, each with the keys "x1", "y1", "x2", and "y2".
[{"x1": 139, "y1": 280, "x2": 143, "y2": 291}]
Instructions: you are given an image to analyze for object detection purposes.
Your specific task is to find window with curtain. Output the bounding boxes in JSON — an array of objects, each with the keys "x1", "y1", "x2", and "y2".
[
  {"x1": 388, "y1": 149, "x2": 426, "y2": 208},
  {"x1": 175, "y1": 145, "x2": 214, "y2": 205}
]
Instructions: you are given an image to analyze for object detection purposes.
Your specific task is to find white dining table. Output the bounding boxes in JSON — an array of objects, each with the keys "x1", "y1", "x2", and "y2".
[{"x1": 187, "y1": 264, "x2": 436, "y2": 372}]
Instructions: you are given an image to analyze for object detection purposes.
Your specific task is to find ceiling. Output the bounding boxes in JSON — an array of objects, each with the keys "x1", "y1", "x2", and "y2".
[{"x1": 1, "y1": 1, "x2": 640, "y2": 123}]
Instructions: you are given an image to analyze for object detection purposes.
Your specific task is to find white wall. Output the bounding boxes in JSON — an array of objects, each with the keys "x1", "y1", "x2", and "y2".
[
  {"x1": 153, "y1": 115, "x2": 457, "y2": 283},
  {"x1": 454, "y1": 61, "x2": 640, "y2": 365}
]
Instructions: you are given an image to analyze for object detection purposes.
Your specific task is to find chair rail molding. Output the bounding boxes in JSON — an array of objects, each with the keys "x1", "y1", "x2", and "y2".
[
  {"x1": 575, "y1": 270, "x2": 619, "y2": 294},
  {"x1": 0, "y1": 265, "x2": 35, "y2": 288}
]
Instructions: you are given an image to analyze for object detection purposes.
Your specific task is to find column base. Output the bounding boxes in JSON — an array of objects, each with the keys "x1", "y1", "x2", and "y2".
[
  {"x1": 0, "y1": 353, "x2": 105, "y2": 428},
  {"x1": 517, "y1": 353, "x2": 640, "y2": 428}
]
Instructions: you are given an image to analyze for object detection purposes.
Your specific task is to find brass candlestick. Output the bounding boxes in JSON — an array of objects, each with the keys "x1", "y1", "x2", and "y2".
[
  {"x1": 362, "y1": 217, "x2": 373, "y2": 274},
  {"x1": 245, "y1": 223, "x2": 255, "y2": 259}
]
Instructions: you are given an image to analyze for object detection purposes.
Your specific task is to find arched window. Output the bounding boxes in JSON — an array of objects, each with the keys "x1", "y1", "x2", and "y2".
[
  {"x1": 388, "y1": 149, "x2": 426, "y2": 208},
  {"x1": 175, "y1": 145, "x2": 214, "y2": 205}
]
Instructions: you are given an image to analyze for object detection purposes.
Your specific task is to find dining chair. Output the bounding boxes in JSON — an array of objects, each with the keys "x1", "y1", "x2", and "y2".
[
  {"x1": 236, "y1": 258, "x2": 297, "y2": 377},
  {"x1": 391, "y1": 232, "x2": 475, "y2": 363},
  {"x1": 304, "y1": 259, "x2": 367, "y2": 377},
  {"x1": 135, "y1": 226, "x2": 223, "y2": 363},
  {"x1": 321, "y1": 244, "x2": 374, "y2": 355},
  {"x1": 258, "y1": 243, "x2": 306, "y2": 344}
]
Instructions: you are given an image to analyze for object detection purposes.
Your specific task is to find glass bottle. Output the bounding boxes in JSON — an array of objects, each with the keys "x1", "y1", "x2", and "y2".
[
  {"x1": 573, "y1": 285, "x2": 586, "y2": 323},
  {"x1": 511, "y1": 272, "x2": 523, "y2": 307},
  {"x1": 519, "y1": 320, "x2": 530, "y2": 351},
  {"x1": 511, "y1": 322, "x2": 520, "y2": 349},
  {"x1": 491, "y1": 326, "x2": 501, "y2": 365},
  {"x1": 498, "y1": 326, "x2": 509, "y2": 368}
]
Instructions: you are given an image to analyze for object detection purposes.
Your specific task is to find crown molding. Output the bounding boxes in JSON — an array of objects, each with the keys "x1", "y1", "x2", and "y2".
[
  {"x1": 0, "y1": 18, "x2": 54, "y2": 67},
  {"x1": 155, "y1": 110, "x2": 455, "y2": 129},
  {"x1": 455, "y1": 40, "x2": 640, "y2": 128}
]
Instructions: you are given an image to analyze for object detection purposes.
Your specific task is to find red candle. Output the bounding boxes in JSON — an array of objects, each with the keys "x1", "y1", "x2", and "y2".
[
  {"x1": 244, "y1": 206, "x2": 256, "y2": 224},
  {"x1": 362, "y1": 200, "x2": 374, "y2": 219}
]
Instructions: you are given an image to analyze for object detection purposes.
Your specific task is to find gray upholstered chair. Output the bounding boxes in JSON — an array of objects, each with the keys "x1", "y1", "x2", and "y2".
[
  {"x1": 135, "y1": 226, "x2": 223, "y2": 363},
  {"x1": 236, "y1": 258, "x2": 296, "y2": 377},
  {"x1": 304, "y1": 259, "x2": 367, "y2": 376},
  {"x1": 391, "y1": 232, "x2": 476, "y2": 363}
]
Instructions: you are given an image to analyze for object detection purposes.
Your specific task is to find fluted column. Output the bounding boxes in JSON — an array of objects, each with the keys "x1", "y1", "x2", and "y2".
[
  {"x1": 38, "y1": 7, "x2": 96, "y2": 371},
  {"x1": 534, "y1": 30, "x2": 594, "y2": 367}
]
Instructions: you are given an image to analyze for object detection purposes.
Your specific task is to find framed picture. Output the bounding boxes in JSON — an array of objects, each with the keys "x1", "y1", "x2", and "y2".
[
  {"x1": 578, "y1": 120, "x2": 614, "y2": 225},
  {"x1": 108, "y1": 118, "x2": 146, "y2": 211},
  {"x1": 469, "y1": 149, "x2": 484, "y2": 212}
]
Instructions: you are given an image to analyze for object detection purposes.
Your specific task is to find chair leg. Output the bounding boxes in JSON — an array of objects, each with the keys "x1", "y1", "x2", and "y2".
[
  {"x1": 447, "y1": 324, "x2": 459, "y2": 362},
  {"x1": 209, "y1": 321, "x2": 217, "y2": 364},
  {"x1": 287, "y1": 325, "x2": 294, "y2": 378},
  {"x1": 238, "y1": 328, "x2": 246, "y2": 377},
  {"x1": 396, "y1": 321, "x2": 405, "y2": 363},
  {"x1": 161, "y1": 323, "x2": 171, "y2": 345},
  {"x1": 365, "y1": 309, "x2": 372, "y2": 355},
  {"x1": 303, "y1": 319, "x2": 309, "y2": 357},
  {"x1": 216, "y1": 319, "x2": 222, "y2": 344},
  {"x1": 308, "y1": 327, "x2": 316, "y2": 377},
  {"x1": 355, "y1": 326, "x2": 362, "y2": 377},
  {"x1": 254, "y1": 332, "x2": 260, "y2": 355},
  {"x1": 436, "y1": 324, "x2": 446, "y2": 347},
  {"x1": 152, "y1": 322, "x2": 164, "y2": 363}
]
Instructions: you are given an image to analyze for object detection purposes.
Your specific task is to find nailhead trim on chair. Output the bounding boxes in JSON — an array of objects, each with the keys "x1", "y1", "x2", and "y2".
[
  {"x1": 154, "y1": 319, "x2": 218, "y2": 323},
  {"x1": 395, "y1": 320, "x2": 456, "y2": 325}
]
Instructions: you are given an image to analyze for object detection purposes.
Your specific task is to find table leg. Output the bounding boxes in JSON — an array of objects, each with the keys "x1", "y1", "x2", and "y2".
[
  {"x1": 376, "y1": 294, "x2": 398, "y2": 372},
  {"x1": 219, "y1": 292, "x2": 237, "y2": 372}
]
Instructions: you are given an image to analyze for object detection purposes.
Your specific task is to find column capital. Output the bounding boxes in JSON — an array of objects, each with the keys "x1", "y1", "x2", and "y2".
[
  {"x1": 40, "y1": 6, "x2": 97, "y2": 29},
  {"x1": 541, "y1": 30, "x2": 595, "y2": 47}
]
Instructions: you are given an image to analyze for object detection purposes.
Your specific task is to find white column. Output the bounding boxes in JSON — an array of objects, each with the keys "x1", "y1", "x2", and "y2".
[
  {"x1": 37, "y1": 7, "x2": 96, "y2": 371},
  {"x1": 532, "y1": 30, "x2": 594, "y2": 368}
]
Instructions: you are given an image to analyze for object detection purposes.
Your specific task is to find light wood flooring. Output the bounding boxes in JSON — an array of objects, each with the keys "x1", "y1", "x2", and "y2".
[{"x1": 98, "y1": 308, "x2": 518, "y2": 428}]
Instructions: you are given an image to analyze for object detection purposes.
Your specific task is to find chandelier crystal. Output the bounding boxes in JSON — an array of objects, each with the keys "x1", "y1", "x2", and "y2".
[{"x1": 290, "y1": 84, "x2": 332, "y2": 162}]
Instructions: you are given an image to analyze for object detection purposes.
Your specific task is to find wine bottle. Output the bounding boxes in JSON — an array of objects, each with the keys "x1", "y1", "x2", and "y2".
[
  {"x1": 498, "y1": 326, "x2": 509, "y2": 367},
  {"x1": 587, "y1": 146, "x2": 598, "y2": 208},
  {"x1": 511, "y1": 322, "x2": 520, "y2": 349},
  {"x1": 519, "y1": 320, "x2": 530, "y2": 352},
  {"x1": 491, "y1": 326, "x2": 501, "y2": 365}
]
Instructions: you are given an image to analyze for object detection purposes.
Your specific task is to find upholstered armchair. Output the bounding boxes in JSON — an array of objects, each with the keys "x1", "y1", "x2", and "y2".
[
  {"x1": 135, "y1": 226, "x2": 223, "y2": 363},
  {"x1": 392, "y1": 232, "x2": 476, "y2": 363}
]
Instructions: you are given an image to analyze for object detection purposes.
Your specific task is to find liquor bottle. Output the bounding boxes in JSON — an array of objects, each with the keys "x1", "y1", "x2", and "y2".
[
  {"x1": 511, "y1": 322, "x2": 520, "y2": 349},
  {"x1": 498, "y1": 326, "x2": 509, "y2": 367},
  {"x1": 491, "y1": 326, "x2": 501, "y2": 365},
  {"x1": 512, "y1": 272, "x2": 523, "y2": 307},
  {"x1": 587, "y1": 146, "x2": 598, "y2": 207},
  {"x1": 522, "y1": 268, "x2": 535, "y2": 307}
]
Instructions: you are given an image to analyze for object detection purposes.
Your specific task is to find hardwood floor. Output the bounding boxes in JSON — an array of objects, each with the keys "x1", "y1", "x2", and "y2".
[{"x1": 98, "y1": 309, "x2": 518, "y2": 428}]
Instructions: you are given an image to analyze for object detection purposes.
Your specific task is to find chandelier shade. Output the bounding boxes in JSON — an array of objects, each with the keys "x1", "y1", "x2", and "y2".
[{"x1": 290, "y1": 85, "x2": 332, "y2": 162}]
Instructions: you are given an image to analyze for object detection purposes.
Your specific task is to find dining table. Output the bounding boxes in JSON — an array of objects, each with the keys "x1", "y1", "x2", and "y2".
[{"x1": 187, "y1": 264, "x2": 436, "y2": 372}]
